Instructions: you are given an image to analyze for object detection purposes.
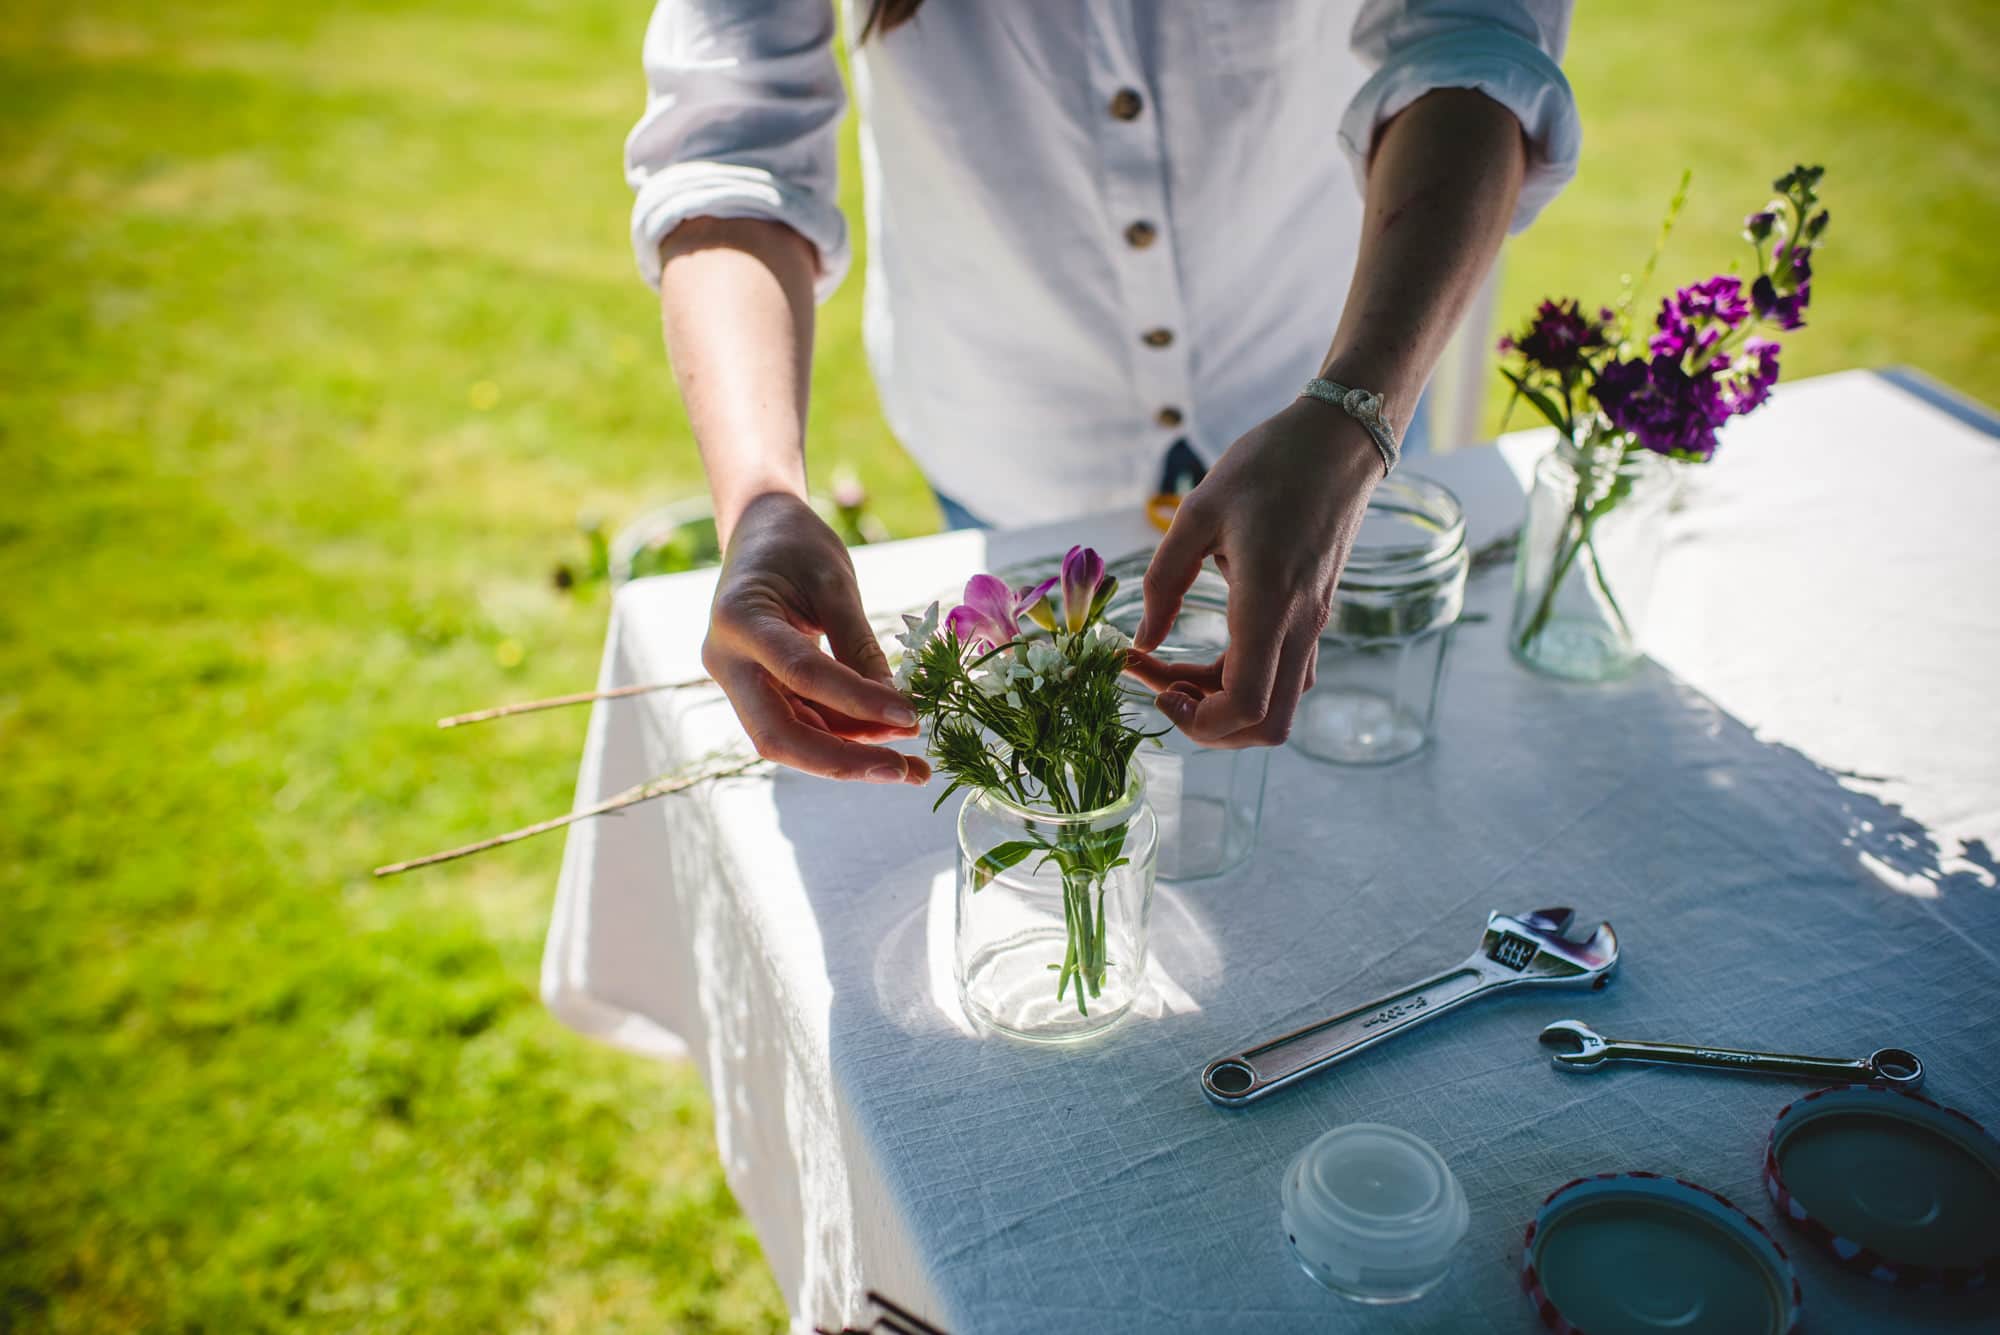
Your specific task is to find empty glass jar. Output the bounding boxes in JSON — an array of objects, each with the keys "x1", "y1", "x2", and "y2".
[
  {"x1": 1294, "y1": 475, "x2": 1467, "y2": 766},
  {"x1": 1106, "y1": 559, "x2": 1268, "y2": 880}
]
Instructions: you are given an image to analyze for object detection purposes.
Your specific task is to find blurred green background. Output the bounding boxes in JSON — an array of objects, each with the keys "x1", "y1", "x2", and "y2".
[{"x1": 3, "y1": 1, "x2": 1995, "y2": 1330}]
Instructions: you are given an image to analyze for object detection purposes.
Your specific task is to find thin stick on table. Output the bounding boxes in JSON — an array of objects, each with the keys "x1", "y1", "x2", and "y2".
[
  {"x1": 371, "y1": 752, "x2": 767, "y2": 877},
  {"x1": 436, "y1": 676, "x2": 714, "y2": 729}
]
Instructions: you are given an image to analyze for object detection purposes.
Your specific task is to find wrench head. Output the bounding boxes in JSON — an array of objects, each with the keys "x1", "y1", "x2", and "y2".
[
  {"x1": 1539, "y1": 1019, "x2": 1611, "y2": 1068},
  {"x1": 1868, "y1": 1047, "x2": 1926, "y2": 1091},
  {"x1": 1485, "y1": 909, "x2": 1619, "y2": 986}
]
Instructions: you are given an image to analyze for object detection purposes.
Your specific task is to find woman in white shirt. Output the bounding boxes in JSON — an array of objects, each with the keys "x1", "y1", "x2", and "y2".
[{"x1": 632, "y1": 0, "x2": 1579, "y2": 783}]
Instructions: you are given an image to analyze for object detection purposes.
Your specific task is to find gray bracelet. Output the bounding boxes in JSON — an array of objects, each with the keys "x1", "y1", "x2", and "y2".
[{"x1": 1300, "y1": 377, "x2": 1399, "y2": 474}]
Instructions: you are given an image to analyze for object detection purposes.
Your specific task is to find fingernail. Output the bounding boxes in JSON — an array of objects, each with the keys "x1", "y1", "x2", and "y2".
[
  {"x1": 866, "y1": 763, "x2": 906, "y2": 784},
  {"x1": 1156, "y1": 692, "x2": 1189, "y2": 717},
  {"x1": 886, "y1": 702, "x2": 918, "y2": 727}
]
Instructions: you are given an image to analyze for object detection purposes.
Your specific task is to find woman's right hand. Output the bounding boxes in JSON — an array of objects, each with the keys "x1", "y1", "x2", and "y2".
[{"x1": 701, "y1": 492, "x2": 931, "y2": 784}]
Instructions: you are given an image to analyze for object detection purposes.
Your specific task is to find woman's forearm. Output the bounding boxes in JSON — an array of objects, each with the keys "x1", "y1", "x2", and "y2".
[
  {"x1": 657, "y1": 216, "x2": 820, "y2": 547},
  {"x1": 1321, "y1": 87, "x2": 1529, "y2": 431}
]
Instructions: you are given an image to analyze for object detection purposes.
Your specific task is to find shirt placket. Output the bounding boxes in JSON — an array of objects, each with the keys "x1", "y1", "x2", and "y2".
[{"x1": 1083, "y1": 0, "x2": 1197, "y2": 496}]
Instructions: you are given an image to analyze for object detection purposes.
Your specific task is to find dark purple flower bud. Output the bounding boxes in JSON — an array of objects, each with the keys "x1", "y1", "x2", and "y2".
[
  {"x1": 1507, "y1": 298, "x2": 1608, "y2": 374},
  {"x1": 1744, "y1": 210, "x2": 1777, "y2": 242},
  {"x1": 1804, "y1": 209, "x2": 1830, "y2": 241},
  {"x1": 1751, "y1": 275, "x2": 1807, "y2": 331}
]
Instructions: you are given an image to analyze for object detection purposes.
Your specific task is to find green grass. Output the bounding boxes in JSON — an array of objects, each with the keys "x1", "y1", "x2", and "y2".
[{"x1": 2, "y1": 2, "x2": 1994, "y2": 1331}]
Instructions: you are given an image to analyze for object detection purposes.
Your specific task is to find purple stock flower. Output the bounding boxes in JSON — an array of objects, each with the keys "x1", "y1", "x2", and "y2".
[
  {"x1": 1721, "y1": 338, "x2": 1781, "y2": 416},
  {"x1": 1505, "y1": 298, "x2": 1607, "y2": 373},
  {"x1": 1596, "y1": 355, "x2": 1733, "y2": 460},
  {"x1": 946, "y1": 573, "x2": 1055, "y2": 651},
  {"x1": 1059, "y1": 545, "x2": 1107, "y2": 634},
  {"x1": 1650, "y1": 276, "x2": 1750, "y2": 360},
  {"x1": 1751, "y1": 274, "x2": 1808, "y2": 331}
]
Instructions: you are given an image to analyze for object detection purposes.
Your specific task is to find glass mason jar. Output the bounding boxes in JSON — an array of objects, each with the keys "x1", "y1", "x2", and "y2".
[
  {"x1": 1105, "y1": 559, "x2": 1268, "y2": 881},
  {"x1": 955, "y1": 767, "x2": 1158, "y2": 1043},
  {"x1": 1509, "y1": 423, "x2": 1678, "y2": 681},
  {"x1": 1294, "y1": 475, "x2": 1468, "y2": 766}
]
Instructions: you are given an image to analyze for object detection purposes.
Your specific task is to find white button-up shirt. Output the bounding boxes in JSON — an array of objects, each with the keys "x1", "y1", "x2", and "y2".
[{"x1": 628, "y1": 1, "x2": 1580, "y2": 526}]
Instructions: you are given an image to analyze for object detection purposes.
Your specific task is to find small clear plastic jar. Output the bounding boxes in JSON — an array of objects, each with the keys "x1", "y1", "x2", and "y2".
[
  {"x1": 1281, "y1": 1123, "x2": 1469, "y2": 1304},
  {"x1": 1105, "y1": 561, "x2": 1267, "y2": 881},
  {"x1": 1294, "y1": 475, "x2": 1468, "y2": 766}
]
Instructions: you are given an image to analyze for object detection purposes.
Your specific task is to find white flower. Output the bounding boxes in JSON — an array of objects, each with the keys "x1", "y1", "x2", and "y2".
[
  {"x1": 1006, "y1": 689, "x2": 1025, "y2": 709},
  {"x1": 893, "y1": 655, "x2": 915, "y2": 690},
  {"x1": 1025, "y1": 639, "x2": 1064, "y2": 677},
  {"x1": 897, "y1": 602, "x2": 941, "y2": 655},
  {"x1": 1092, "y1": 621, "x2": 1131, "y2": 650},
  {"x1": 971, "y1": 668, "x2": 1009, "y2": 697}
]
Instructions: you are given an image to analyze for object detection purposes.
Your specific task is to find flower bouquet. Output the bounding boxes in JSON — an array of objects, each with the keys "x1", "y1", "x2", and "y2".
[
  {"x1": 897, "y1": 546, "x2": 1162, "y2": 1040},
  {"x1": 1500, "y1": 165, "x2": 1829, "y2": 680}
]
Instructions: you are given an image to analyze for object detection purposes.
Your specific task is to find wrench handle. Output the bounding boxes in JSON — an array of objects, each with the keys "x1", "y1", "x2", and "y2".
[
  {"x1": 1599, "y1": 1039, "x2": 1875, "y2": 1083},
  {"x1": 1202, "y1": 962, "x2": 1497, "y2": 1106}
]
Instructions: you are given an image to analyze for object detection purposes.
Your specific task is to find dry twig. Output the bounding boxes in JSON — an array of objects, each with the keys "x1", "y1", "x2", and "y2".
[
  {"x1": 372, "y1": 752, "x2": 767, "y2": 877},
  {"x1": 437, "y1": 676, "x2": 714, "y2": 728}
]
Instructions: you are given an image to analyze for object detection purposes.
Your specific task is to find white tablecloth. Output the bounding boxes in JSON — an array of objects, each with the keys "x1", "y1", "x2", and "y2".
[{"x1": 544, "y1": 370, "x2": 2000, "y2": 1334}]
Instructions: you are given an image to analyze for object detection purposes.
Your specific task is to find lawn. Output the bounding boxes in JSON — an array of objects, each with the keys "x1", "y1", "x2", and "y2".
[{"x1": 2, "y1": 2, "x2": 1994, "y2": 1331}]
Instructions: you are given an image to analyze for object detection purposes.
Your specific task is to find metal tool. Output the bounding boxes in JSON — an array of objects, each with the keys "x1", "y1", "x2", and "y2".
[
  {"x1": 1201, "y1": 907, "x2": 1619, "y2": 1107},
  {"x1": 1538, "y1": 1019, "x2": 1925, "y2": 1091}
]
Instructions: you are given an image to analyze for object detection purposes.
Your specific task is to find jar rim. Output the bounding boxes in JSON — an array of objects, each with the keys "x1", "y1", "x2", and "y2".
[
  {"x1": 970, "y1": 762, "x2": 1147, "y2": 826},
  {"x1": 1339, "y1": 475, "x2": 1467, "y2": 585}
]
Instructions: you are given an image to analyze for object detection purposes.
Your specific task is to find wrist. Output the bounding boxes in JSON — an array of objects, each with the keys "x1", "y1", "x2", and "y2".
[
  {"x1": 1284, "y1": 397, "x2": 1391, "y2": 487},
  {"x1": 714, "y1": 472, "x2": 809, "y2": 550}
]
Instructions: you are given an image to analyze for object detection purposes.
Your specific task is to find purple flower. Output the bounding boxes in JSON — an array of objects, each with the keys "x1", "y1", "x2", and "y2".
[
  {"x1": 1721, "y1": 339, "x2": 1781, "y2": 416},
  {"x1": 1507, "y1": 298, "x2": 1607, "y2": 373},
  {"x1": 1596, "y1": 355, "x2": 1733, "y2": 460},
  {"x1": 1744, "y1": 210, "x2": 1778, "y2": 242},
  {"x1": 1059, "y1": 545, "x2": 1109, "y2": 634},
  {"x1": 1751, "y1": 275, "x2": 1808, "y2": 331},
  {"x1": 1650, "y1": 276, "x2": 1750, "y2": 360},
  {"x1": 946, "y1": 573, "x2": 1055, "y2": 651}
]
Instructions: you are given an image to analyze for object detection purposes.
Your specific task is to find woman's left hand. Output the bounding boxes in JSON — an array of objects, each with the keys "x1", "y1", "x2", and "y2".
[{"x1": 1129, "y1": 396, "x2": 1386, "y2": 747}]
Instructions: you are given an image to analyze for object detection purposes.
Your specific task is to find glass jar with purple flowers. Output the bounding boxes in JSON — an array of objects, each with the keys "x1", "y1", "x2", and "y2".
[
  {"x1": 1509, "y1": 420, "x2": 1676, "y2": 680},
  {"x1": 1496, "y1": 163, "x2": 1831, "y2": 681}
]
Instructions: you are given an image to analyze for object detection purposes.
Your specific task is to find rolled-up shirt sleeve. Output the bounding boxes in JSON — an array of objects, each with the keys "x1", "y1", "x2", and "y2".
[
  {"x1": 1340, "y1": 0, "x2": 1581, "y2": 233},
  {"x1": 625, "y1": 0, "x2": 850, "y2": 299}
]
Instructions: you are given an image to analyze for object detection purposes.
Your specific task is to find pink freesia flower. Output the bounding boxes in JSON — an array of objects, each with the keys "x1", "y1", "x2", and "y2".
[
  {"x1": 946, "y1": 573, "x2": 1056, "y2": 651},
  {"x1": 1059, "y1": 545, "x2": 1107, "y2": 633}
]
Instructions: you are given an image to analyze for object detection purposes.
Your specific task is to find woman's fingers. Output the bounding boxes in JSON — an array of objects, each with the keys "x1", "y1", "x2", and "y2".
[
  {"x1": 1124, "y1": 649, "x2": 1225, "y2": 694},
  {"x1": 1134, "y1": 497, "x2": 1214, "y2": 651},
  {"x1": 721, "y1": 664, "x2": 928, "y2": 783},
  {"x1": 1210, "y1": 626, "x2": 1317, "y2": 748},
  {"x1": 816, "y1": 562, "x2": 899, "y2": 687},
  {"x1": 1165, "y1": 583, "x2": 1287, "y2": 742},
  {"x1": 725, "y1": 608, "x2": 917, "y2": 731}
]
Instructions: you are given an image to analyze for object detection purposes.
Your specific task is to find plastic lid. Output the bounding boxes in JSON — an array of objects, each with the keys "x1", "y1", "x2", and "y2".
[
  {"x1": 1282, "y1": 1124, "x2": 1469, "y2": 1300},
  {"x1": 1766, "y1": 1085, "x2": 2000, "y2": 1291},
  {"x1": 1524, "y1": 1174, "x2": 1801, "y2": 1335}
]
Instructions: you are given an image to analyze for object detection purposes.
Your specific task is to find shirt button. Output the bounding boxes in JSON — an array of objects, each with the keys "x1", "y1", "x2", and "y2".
[
  {"x1": 1155, "y1": 406, "x2": 1184, "y2": 428},
  {"x1": 1141, "y1": 327, "x2": 1174, "y2": 348},
  {"x1": 1108, "y1": 88, "x2": 1144, "y2": 121},
  {"x1": 1124, "y1": 220, "x2": 1158, "y2": 249}
]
